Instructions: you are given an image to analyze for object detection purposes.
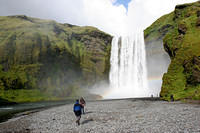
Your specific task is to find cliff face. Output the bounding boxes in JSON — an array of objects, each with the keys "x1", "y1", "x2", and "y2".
[
  {"x1": 0, "y1": 15, "x2": 112, "y2": 102},
  {"x1": 145, "y1": 1, "x2": 200, "y2": 101}
]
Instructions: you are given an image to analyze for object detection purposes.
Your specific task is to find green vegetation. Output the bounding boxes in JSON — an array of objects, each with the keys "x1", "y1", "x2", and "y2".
[
  {"x1": 0, "y1": 15, "x2": 112, "y2": 103},
  {"x1": 144, "y1": 1, "x2": 200, "y2": 101},
  {"x1": 0, "y1": 89, "x2": 52, "y2": 103}
]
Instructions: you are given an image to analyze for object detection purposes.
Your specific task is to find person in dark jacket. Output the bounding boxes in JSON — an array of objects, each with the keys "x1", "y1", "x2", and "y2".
[
  {"x1": 80, "y1": 97, "x2": 86, "y2": 114},
  {"x1": 73, "y1": 99, "x2": 82, "y2": 125}
]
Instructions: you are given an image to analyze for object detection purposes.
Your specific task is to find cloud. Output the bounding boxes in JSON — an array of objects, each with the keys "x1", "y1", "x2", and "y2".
[
  {"x1": 126, "y1": 0, "x2": 198, "y2": 33},
  {"x1": 0, "y1": 0, "x2": 198, "y2": 35},
  {"x1": 0, "y1": 0, "x2": 86, "y2": 26},
  {"x1": 82, "y1": 0, "x2": 127, "y2": 35}
]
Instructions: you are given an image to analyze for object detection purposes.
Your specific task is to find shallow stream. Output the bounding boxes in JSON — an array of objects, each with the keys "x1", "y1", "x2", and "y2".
[{"x1": 0, "y1": 100, "x2": 73, "y2": 123}]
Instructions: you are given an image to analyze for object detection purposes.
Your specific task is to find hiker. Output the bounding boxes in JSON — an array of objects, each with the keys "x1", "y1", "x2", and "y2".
[
  {"x1": 73, "y1": 99, "x2": 82, "y2": 125},
  {"x1": 80, "y1": 97, "x2": 86, "y2": 114},
  {"x1": 170, "y1": 94, "x2": 174, "y2": 102}
]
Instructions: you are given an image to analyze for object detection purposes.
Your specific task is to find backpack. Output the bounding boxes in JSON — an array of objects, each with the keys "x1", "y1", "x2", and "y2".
[{"x1": 74, "y1": 104, "x2": 81, "y2": 112}]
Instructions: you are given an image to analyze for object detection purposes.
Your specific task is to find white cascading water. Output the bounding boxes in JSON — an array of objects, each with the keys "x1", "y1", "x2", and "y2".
[{"x1": 106, "y1": 32, "x2": 149, "y2": 99}]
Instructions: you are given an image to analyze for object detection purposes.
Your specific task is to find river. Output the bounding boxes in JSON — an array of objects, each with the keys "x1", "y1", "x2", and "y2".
[{"x1": 0, "y1": 100, "x2": 73, "y2": 123}]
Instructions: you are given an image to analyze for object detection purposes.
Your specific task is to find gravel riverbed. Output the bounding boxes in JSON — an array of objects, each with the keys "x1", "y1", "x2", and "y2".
[{"x1": 0, "y1": 99, "x2": 200, "y2": 133}]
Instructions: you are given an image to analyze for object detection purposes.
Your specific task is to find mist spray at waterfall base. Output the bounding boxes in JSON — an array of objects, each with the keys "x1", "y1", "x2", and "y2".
[{"x1": 103, "y1": 32, "x2": 150, "y2": 99}]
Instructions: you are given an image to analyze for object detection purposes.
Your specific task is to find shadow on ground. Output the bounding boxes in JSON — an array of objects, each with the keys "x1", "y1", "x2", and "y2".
[
  {"x1": 82, "y1": 118, "x2": 94, "y2": 125},
  {"x1": 84, "y1": 111, "x2": 93, "y2": 115}
]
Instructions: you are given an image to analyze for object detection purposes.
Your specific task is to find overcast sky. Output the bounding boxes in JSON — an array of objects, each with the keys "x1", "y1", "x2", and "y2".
[{"x1": 0, "y1": 0, "x2": 198, "y2": 35}]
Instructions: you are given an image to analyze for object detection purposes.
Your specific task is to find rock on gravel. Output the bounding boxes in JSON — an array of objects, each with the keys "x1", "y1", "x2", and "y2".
[{"x1": 0, "y1": 99, "x2": 200, "y2": 133}]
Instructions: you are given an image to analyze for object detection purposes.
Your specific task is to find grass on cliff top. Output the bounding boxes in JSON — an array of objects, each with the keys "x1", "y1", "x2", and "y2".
[
  {"x1": 0, "y1": 15, "x2": 109, "y2": 43},
  {"x1": 144, "y1": 12, "x2": 174, "y2": 42}
]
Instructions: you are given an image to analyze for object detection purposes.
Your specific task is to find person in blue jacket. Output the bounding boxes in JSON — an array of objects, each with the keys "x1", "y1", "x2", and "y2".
[{"x1": 73, "y1": 99, "x2": 82, "y2": 125}]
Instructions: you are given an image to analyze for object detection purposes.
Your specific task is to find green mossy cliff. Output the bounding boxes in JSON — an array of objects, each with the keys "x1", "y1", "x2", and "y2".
[
  {"x1": 0, "y1": 15, "x2": 112, "y2": 103},
  {"x1": 145, "y1": 1, "x2": 200, "y2": 101}
]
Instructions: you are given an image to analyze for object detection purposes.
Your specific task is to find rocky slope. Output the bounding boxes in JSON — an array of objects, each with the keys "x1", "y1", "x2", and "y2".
[
  {"x1": 144, "y1": 1, "x2": 200, "y2": 101},
  {"x1": 0, "y1": 15, "x2": 112, "y2": 102}
]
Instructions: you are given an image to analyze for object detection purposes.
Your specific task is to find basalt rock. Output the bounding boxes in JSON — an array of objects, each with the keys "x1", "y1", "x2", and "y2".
[
  {"x1": 184, "y1": 56, "x2": 200, "y2": 84},
  {"x1": 178, "y1": 24, "x2": 187, "y2": 34},
  {"x1": 197, "y1": 10, "x2": 200, "y2": 17},
  {"x1": 196, "y1": 17, "x2": 200, "y2": 27}
]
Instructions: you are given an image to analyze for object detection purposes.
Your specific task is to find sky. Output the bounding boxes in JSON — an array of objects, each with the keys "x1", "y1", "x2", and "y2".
[
  {"x1": 114, "y1": 0, "x2": 132, "y2": 9},
  {"x1": 0, "y1": 0, "x2": 198, "y2": 35}
]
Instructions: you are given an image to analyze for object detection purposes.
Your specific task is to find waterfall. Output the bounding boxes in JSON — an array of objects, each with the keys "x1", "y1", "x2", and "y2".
[{"x1": 107, "y1": 32, "x2": 149, "y2": 98}]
